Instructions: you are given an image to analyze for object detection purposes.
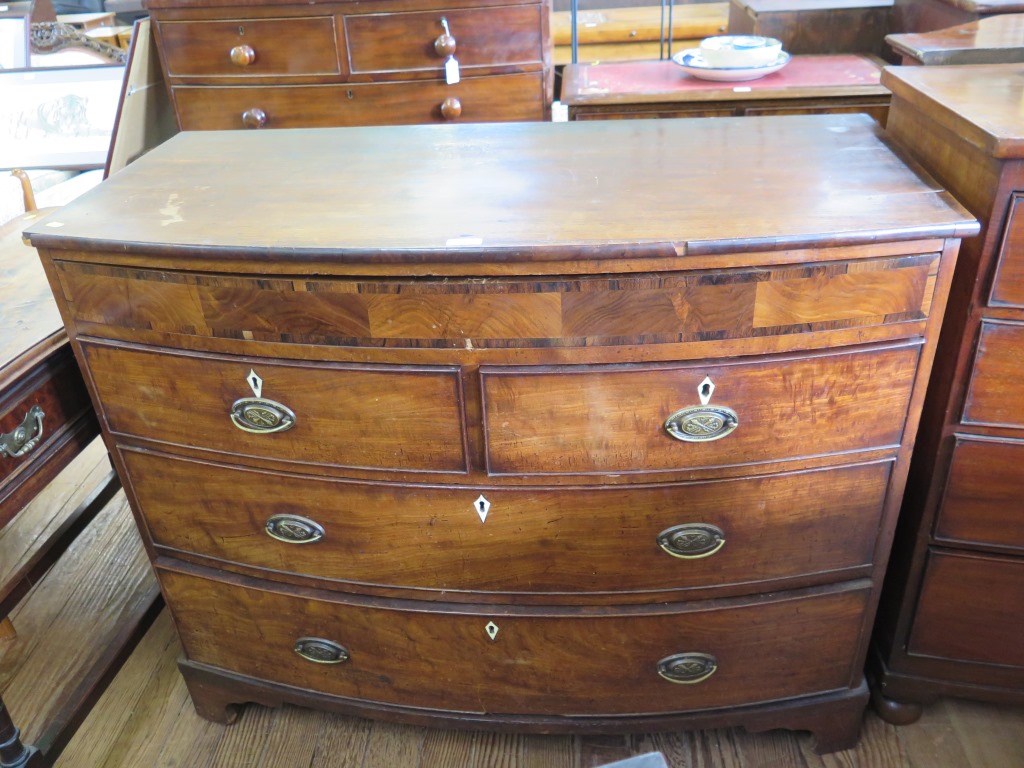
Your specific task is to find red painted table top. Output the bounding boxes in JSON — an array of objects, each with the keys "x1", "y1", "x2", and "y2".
[{"x1": 561, "y1": 55, "x2": 887, "y2": 105}]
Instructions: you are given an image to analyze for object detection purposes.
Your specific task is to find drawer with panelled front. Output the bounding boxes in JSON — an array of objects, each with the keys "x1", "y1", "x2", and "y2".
[
  {"x1": 161, "y1": 565, "x2": 869, "y2": 716},
  {"x1": 125, "y1": 447, "x2": 892, "y2": 602}
]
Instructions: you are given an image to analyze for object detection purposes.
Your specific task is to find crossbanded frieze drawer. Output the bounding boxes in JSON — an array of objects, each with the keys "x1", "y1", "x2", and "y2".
[
  {"x1": 158, "y1": 17, "x2": 341, "y2": 78},
  {"x1": 52, "y1": 253, "x2": 940, "y2": 350},
  {"x1": 81, "y1": 342, "x2": 468, "y2": 473},
  {"x1": 126, "y1": 448, "x2": 891, "y2": 601},
  {"x1": 171, "y1": 73, "x2": 546, "y2": 130},
  {"x1": 482, "y1": 341, "x2": 920, "y2": 476},
  {"x1": 161, "y1": 566, "x2": 868, "y2": 715}
]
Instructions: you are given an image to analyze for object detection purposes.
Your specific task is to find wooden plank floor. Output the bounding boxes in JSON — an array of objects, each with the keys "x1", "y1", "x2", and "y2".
[{"x1": 5, "y1": 445, "x2": 1023, "y2": 767}]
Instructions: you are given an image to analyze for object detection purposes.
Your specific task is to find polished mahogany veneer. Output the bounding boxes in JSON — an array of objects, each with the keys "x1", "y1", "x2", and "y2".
[
  {"x1": 872, "y1": 64, "x2": 1024, "y2": 723},
  {"x1": 145, "y1": 0, "x2": 553, "y2": 128},
  {"x1": 27, "y1": 117, "x2": 975, "y2": 752}
]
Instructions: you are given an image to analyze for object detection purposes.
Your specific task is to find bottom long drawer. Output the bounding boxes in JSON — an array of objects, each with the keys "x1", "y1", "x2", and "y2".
[{"x1": 160, "y1": 566, "x2": 868, "y2": 716}]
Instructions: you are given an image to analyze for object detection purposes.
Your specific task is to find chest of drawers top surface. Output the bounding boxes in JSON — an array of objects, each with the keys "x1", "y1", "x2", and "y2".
[
  {"x1": 26, "y1": 117, "x2": 973, "y2": 264},
  {"x1": 882, "y1": 64, "x2": 1024, "y2": 159}
]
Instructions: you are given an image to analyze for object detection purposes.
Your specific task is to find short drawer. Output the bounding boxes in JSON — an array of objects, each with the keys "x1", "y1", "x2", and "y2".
[
  {"x1": 989, "y1": 192, "x2": 1024, "y2": 308},
  {"x1": 482, "y1": 342, "x2": 920, "y2": 475},
  {"x1": 161, "y1": 566, "x2": 867, "y2": 715},
  {"x1": 157, "y1": 18, "x2": 340, "y2": 78},
  {"x1": 934, "y1": 437, "x2": 1024, "y2": 551},
  {"x1": 344, "y1": 5, "x2": 544, "y2": 74},
  {"x1": 962, "y1": 320, "x2": 1024, "y2": 429},
  {"x1": 908, "y1": 550, "x2": 1024, "y2": 668},
  {"x1": 82, "y1": 342, "x2": 467, "y2": 474},
  {"x1": 126, "y1": 448, "x2": 891, "y2": 599},
  {"x1": 172, "y1": 73, "x2": 546, "y2": 129}
]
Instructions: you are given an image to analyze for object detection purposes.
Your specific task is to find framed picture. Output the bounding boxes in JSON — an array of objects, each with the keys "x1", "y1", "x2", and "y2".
[
  {"x1": 0, "y1": 64, "x2": 126, "y2": 170},
  {"x1": 0, "y1": 8, "x2": 30, "y2": 69}
]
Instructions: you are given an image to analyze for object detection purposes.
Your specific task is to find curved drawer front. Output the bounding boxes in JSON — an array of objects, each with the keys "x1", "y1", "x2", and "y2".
[
  {"x1": 158, "y1": 18, "x2": 341, "y2": 78},
  {"x1": 962, "y1": 320, "x2": 1024, "y2": 430},
  {"x1": 161, "y1": 567, "x2": 868, "y2": 715},
  {"x1": 344, "y1": 5, "x2": 544, "y2": 73},
  {"x1": 82, "y1": 343, "x2": 467, "y2": 473},
  {"x1": 127, "y1": 449, "x2": 890, "y2": 598},
  {"x1": 171, "y1": 74, "x2": 546, "y2": 129},
  {"x1": 482, "y1": 342, "x2": 920, "y2": 475}
]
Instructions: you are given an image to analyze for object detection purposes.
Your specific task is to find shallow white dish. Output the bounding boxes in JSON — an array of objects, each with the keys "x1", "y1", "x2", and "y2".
[{"x1": 672, "y1": 49, "x2": 791, "y2": 82}]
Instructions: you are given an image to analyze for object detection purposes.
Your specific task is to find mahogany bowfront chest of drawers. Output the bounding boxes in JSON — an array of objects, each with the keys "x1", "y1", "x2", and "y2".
[
  {"x1": 26, "y1": 117, "x2": 975, "y2": 751},
  {"x1": 871, "y1": 64, "x2": 1024, "y2": 722},
  {"x1": 145, "y1": 0, "x2": 553, "y2": 129}
]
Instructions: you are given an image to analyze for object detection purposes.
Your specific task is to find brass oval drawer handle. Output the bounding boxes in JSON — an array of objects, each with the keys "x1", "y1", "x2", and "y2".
[
  {"x1": 657, "y1": 523, "x2": 725, "y2": 559},
  {"x1": 241, "y1": 107, "x2": 267, "y2": 129},
  {"x1": 664, "y1": 405, "x2": 738, "y2": 442},
  {"x1": 1, "y1": 405, "x2": 45, "y2": 459},
  {"x1": 230, "y1": 44, "x2": 256, "y2": 66},
  {"x1": 657, "y1": 652, "x2": 718, "y2": 684},
  {"x1": 294, "y1": 637, "x2": 349, "y2": 664},
  {"x1": 266, "y1": 514, "x2": 325, "y2": 544},
  {"x1": 230, "y1": 397, "x2": 295, "y2": 433},
  {"x1": 440, "y1": 96, "x2": 462, "y2": 120}
]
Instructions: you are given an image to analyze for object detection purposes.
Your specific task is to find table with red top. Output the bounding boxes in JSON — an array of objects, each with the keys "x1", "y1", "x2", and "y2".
[{"x1": 560, "y1": 54, "x2": 890, "y2": 124}]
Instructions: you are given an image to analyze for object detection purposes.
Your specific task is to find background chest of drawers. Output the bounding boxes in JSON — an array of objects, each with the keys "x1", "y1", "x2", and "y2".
[
  {"x1": 144, "y1": 0, "x2": 553, "y2": 129},
  {"x1": 871, "y1": 64, "x2": 1024, "y2": 722},
  {"x1": 27, "y1": 117, "x2": 975, "y2": 752}
]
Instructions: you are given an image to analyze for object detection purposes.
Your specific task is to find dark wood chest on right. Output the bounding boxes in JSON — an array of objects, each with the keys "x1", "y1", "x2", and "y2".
[{"x1": 872, "y1": 64, "x2": 1024, "y2": 722}]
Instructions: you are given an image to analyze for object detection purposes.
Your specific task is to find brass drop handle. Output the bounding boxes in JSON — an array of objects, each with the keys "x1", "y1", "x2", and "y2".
[
  {"x1": 0, "y1": 405, "x2": 45, "y2": 458},
  {"x1": 230, "y1": 44, "x2": 256, "y2": 66},
  {"x1": 294, "y1": 637, "x2": 349, "y2": 664},
  {"x1": 241, "y1": 108, "x2": 267, "y2": 129},
  {"x1": 266, "y1": 514, "x2": 325, "y2": 544},
  {"x1": 657, "y1": 652, "x2": 718, "y2": 684},
  {"x1": 230, "y1": 397, "x2": 295, "y2": 433},
  {"x1": 657, "y1": 523, "x2": 725, "y2": 559},
  {"x1": 664, "y1": 405, "x2": 738, "y2": 442},
  {"x1": 440, "y1": 97, "x2": 462, "y2": 120},
  {"x1": 434, "y1": 17, "x2": 456, "y2": 57}
]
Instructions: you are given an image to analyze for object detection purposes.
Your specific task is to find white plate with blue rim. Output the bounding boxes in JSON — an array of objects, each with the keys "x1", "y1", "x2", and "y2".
[{"x1": 671, "y1": 49, "x2": 791, "y2": 82}]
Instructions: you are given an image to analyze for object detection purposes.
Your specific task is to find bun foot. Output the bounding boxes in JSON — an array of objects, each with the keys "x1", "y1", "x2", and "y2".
[{"x1": 871, "y1": 688, "x2": 923, "y2": 725}]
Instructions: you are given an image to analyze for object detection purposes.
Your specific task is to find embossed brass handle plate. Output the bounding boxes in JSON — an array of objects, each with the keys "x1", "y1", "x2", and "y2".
[
  {"x1": 1, "y1": 405, "x2": 45, "y2": 459},
  {"x1": 657, "y1": 652, "x2": 718, "y2": 684},
  {"x1": 664, "y1": 405, "x2": 739, "y2": 442},
  {"x1": 657, "y1": 523, "x2": 725, "y2": 559},
  {"x1": 230, "y1": 397, "x2": 295, "y2": 433},
  {"x1": 266, "y1": 514, "x2": 325, "y2": 544},
  {"x1": 294, "y1": 637, "x2": 349, "y2": 664}
]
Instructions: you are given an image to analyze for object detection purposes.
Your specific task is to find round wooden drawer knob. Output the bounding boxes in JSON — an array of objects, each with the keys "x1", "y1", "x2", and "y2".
[
  {"x1": 440, "y1": 97, "x2": 462, "y2": 121},
  {"x1": 434, "y1": 32, "x2": 456, "y2": 57},
  {"x1": 230, "y1": 44, "x2": 256, "y2": 66},
  {"x1": 240, "y1": 108, "x2": 268, "y2": 130}
]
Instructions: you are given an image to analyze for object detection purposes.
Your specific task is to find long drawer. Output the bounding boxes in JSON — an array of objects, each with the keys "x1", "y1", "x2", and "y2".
[
  {"x1": 933, "y1": 436, "x2": 1024, "y2": 551},
  {"x1": 82, "y1": 342, "x2": 468, "y2": 473},
  {"x1": 482, "y1": 341, "x2": 921, "y2": 475},
  {"x1": 962, "y1": 320, "x2": 1024, "y2": 430},
  {"x1": 908, "y1": 550, "x2": 1024, "y2": 669},
  {"x1": 126, "y1": 448, "x2": 891, "y2": 599},
  {"x1": 172, "y1": 74, "x2": 546, "y2": 129},
  {"x1": 161, "y1": 566, "x2": 868, "y2": 715}
]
